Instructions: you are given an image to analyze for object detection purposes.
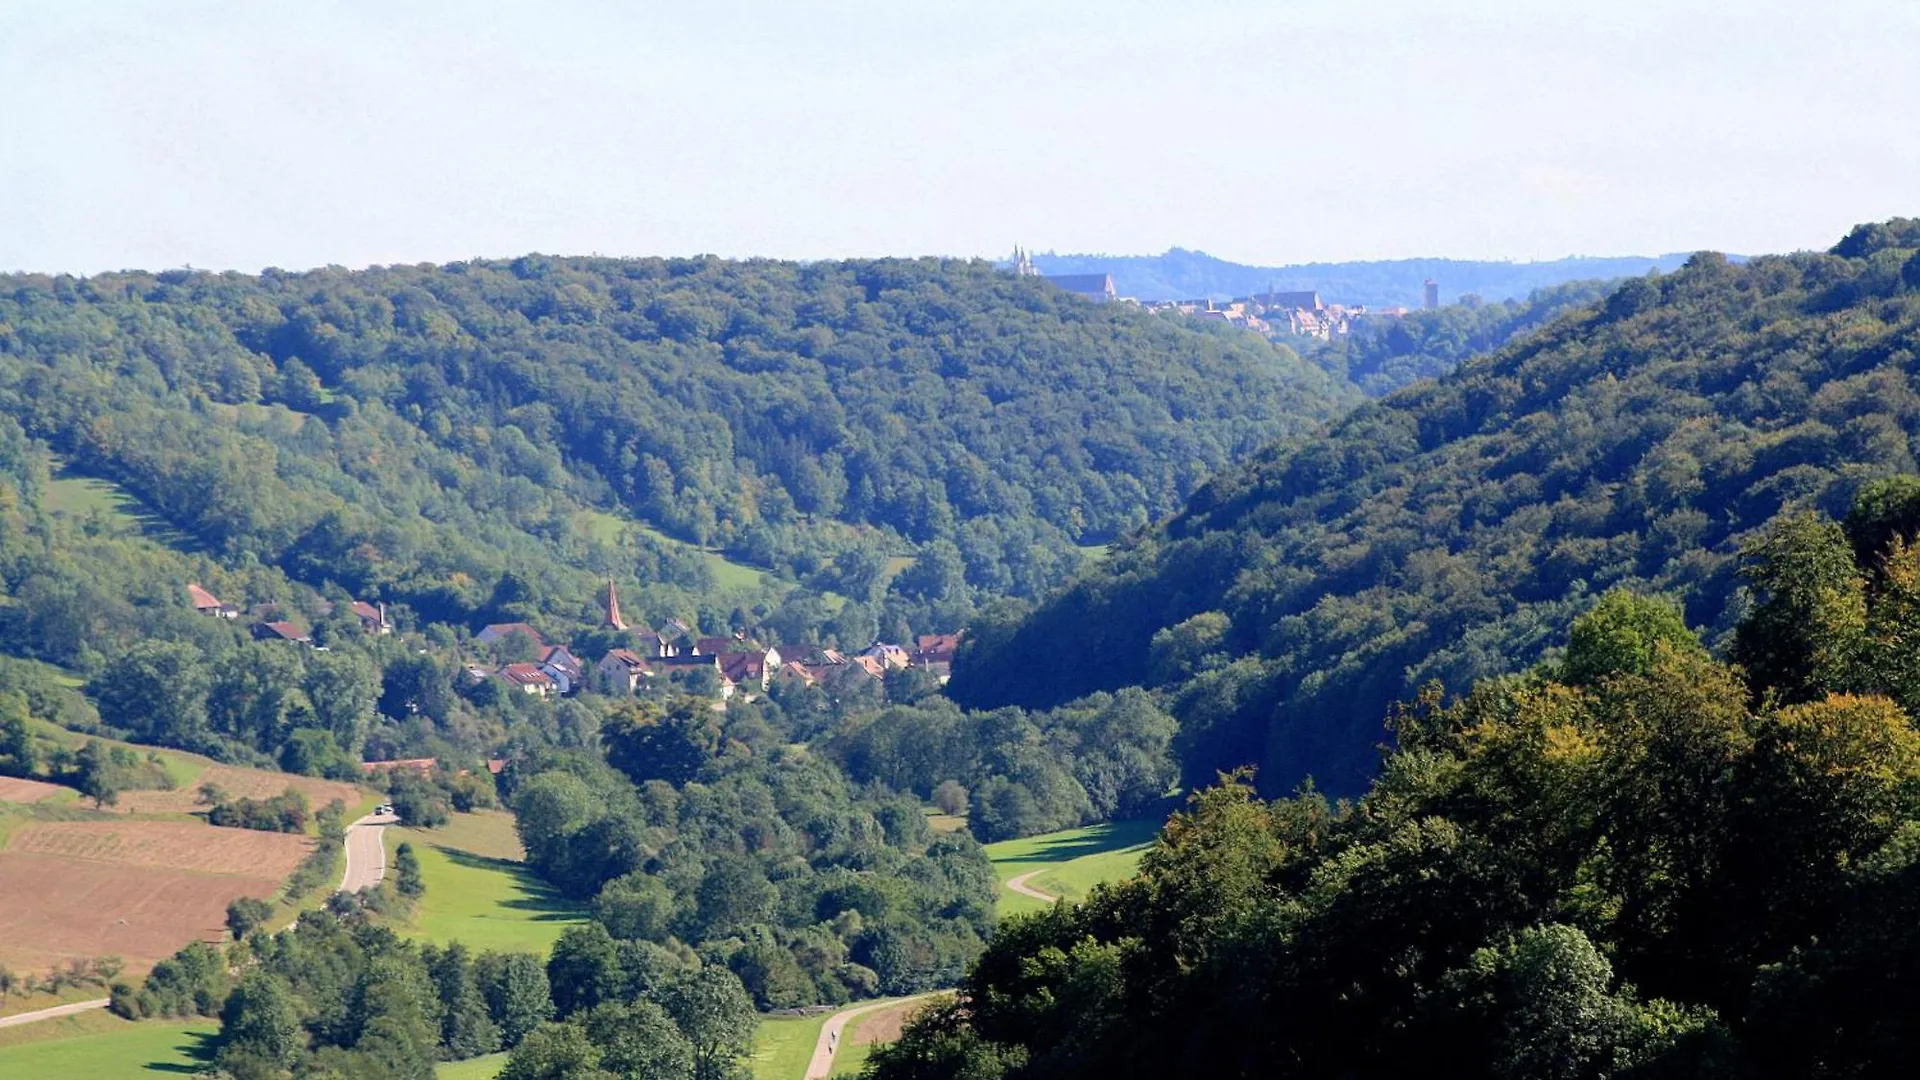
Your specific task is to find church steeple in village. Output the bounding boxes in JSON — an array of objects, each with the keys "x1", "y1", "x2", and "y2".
[{"x1": 604, "y1": 578, "x2": 627, "y2": 631}]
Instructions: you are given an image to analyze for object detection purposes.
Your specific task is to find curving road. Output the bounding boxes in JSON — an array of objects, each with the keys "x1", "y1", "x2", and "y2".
[
  {"x1": 340, "y1": 811, "x2": 397, "y2": 892},
  {"x1": 804, "y1": 992, "x2": 946, "y2": 1080},
  {"x1": 1003, "y1": 870, "x2": 1059, "y2": 904}
]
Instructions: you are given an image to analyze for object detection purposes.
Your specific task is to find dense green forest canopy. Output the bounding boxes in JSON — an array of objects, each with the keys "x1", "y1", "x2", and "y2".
[
  {"x1": 872, "y1": 492, "x2": 1920, "y2": 1079},
  {"x1": 0, "y1": 255, "x2": 1347, "y2": 631},
  {"x1": 955, "y1": 220, "x2": 1920, "y2": 795},
  {"x1": 1030, "y1": 248, "x2": 1696, "y2": 306}
]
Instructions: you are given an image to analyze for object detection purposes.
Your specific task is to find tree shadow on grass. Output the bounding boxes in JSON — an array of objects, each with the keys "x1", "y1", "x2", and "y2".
[
  {"x1": 433, "y1": 845, "x2": 587, "y2": 922},
  {"x1": 1015, "y1": 819, "x2": 1161, "y2": 863},
  {"x1": 143, "y1": 1029, "x2": 218, "y2": 1073}
]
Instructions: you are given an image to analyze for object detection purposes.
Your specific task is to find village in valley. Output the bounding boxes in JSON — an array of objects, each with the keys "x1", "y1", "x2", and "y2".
[{"x1": 187, "y1": 578, "x2": 962, "y2": 710}]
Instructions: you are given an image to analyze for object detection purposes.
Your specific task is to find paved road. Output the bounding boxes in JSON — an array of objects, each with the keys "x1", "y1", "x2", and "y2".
[
  {"x1": 1003, "y1": 870, "x2": 1059, "y2": 903},
  {"x1": 340, "y1": 811, "x2": 397, "y2": 892},
  {"x1": 804, "y1": 992, "x2": 945, "y2": 1080},
  {"x1": 0, "y1": 998, "x2": 109, "y2": 1029}
]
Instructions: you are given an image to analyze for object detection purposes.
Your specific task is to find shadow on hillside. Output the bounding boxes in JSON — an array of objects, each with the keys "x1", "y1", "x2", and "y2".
[
  {"x1": 1017, "y1": 818, "x2": 1161, "y2": 862},
  {"x1": 433, "y1": 845, "x2": 585, "y2": 921},
  {"x1": 143, "y1": 1029, "x2": 218, "y2": 1073}
]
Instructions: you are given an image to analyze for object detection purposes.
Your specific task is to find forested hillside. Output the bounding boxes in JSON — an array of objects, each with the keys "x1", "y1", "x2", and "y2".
[
  {"x1": 875, "y1": 502, "x2": 1920, "y2": 1078},
  {"x1": 0, "y1": 256, "x2": 1346, "y2": 632},
  {"x1": 955, "y1": 220, "x2": 1920, "y2": 795},
  {"x1": 1031, "y1": 248, "x2": 1695, "y2": 306},
  {"x1": 1301, "y1": 278, "x2": 1614, "y2": 395}
]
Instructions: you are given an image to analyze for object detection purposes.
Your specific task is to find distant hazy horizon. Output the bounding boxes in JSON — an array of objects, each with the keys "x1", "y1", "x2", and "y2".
[{"x1": 3, "y1": 1, "x2": 1913, "y2": 275}]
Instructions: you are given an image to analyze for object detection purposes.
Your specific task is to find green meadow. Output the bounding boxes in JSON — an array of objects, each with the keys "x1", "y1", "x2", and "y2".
[
  {"x1": 387, "y1": 810, "x2": 589, "y2": 953},
  {"x1": 436, "y1": 1051, "x2": 509, "y2": 1079},
  {"x1": 984, "y1": 818, "x2": 1161, "y2": 917},
  {"x1": 750, "y1": 1012, "x2": 830, "y2": 1080},
  {"x1": 0, "y1": 1015, "x2": 217, "y2": 1078}
]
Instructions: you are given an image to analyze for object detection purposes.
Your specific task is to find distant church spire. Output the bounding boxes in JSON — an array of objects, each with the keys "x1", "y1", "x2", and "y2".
[
  {"x1": 604, "y1": 578, "x2": 627, "y2": 631},
  {"x1": 1010, "y1": 246, "x2": 1039, "y2": 277}
]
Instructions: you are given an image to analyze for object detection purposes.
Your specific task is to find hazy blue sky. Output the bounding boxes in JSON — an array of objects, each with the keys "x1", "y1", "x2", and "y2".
[{"x1": 4, "y1": 0, "x2": 1916, "y2": 273}]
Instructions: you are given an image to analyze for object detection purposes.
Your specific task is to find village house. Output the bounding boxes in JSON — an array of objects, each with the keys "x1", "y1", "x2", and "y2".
[
  {"x1": 628, "y1": 627, "x2": 675, "y2": 657},
  {"x1": 253, "y1": 620, "x2": 311, "y2": 645},
  {"x1": 188, "y1": 584, "x2": 239, "y2": 618},
  {"x1": 774, "y1": 661, "x2": 818, "y2": 688},
  {"x1": 499, "y1": 663, "x2": 557, "y2": 698},
  {"x1": 475, "y1": 622, "x2": 546, "y2": 649},
  {"x1": 597, "y1": 648, "x2": 653, "y2": 693},
  {"x1": 860, "y1": 643, "x2": 911, "y2": 671},
  {"x1": 537, "y1": 644, "x2": 582, "y2": 694},
  {"x1": 716, "y1": 650, "x2": 781, "y2": 694},
  {"x1": 350, "y1": 601, "x2": 392, "y2": 635}
]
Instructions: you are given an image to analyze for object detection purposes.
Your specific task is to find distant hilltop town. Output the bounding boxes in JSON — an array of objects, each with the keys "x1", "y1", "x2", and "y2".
[{"x1": 1008, "y1": 246, "x2": 1435, "y2": 342}]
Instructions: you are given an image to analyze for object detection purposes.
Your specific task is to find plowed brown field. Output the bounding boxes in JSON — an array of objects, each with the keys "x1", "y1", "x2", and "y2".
[
  {"x1": 0, "y1": 821, "x2": 312, "y2": 975},
  {"x1": 0, "y1": 776, "x2": 65, "y2": 804}
]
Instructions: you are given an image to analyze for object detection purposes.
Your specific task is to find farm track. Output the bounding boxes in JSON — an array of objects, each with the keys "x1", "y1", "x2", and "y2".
[
  {"x1": 0, "y1": 998, "x2": 108, "y2": 1029},
  {"x1": 1003, "y1": 869, "x2": 1059, "y2": 903}
]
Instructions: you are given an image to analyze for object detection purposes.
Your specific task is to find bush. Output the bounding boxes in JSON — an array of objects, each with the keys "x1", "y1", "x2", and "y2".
[{"x1": 227, "y1": 896, "x2": 275, "y2": 939}]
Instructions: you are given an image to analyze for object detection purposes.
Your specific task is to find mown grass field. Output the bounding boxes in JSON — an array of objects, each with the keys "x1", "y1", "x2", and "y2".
[
  {"x1": 0, "y1": 1013, "x2": 217, "y2": 1077},
  {"x1": 751, "y1": 1012, "x2": 830, "y2": 1080},
  {"x1": 984, "y1": 818, "x2": 1161, "y2": 916},
  {"x1": 436, "y1": 1051, "x2": 509, "y2": 1079},
  {"x1": 387, "y1": 810, "x2": 588, "y2": 952},
  {"x1": 42, "y1": 469, "x2": 199, "y2": 550}
]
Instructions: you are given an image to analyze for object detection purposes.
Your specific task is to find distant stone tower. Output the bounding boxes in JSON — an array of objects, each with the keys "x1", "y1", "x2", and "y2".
[
  {"x1": 1010, "y1": 246, "x2": 1039, "y2": 277},
  {"x1": 1423, "y1": 279, "x2": 1440, "y2": 309},
  {"x1": 604, "y1": 578, "x2": 627, "y2": 631}
]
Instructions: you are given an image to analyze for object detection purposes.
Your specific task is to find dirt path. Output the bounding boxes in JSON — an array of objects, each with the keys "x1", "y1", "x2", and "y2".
[
  {"x1": 0, "y1": 998, "x2": 108, "y2": 1029},
  {"x1": 340, "y1": 811, "x2": 396, "y2": 892},
  {"x1": 1003, "y1": 869, "x2": 1059, "y2": 903},
  {"x1": 805, "y1": 992, "x2": 944, "y2": 1080}
]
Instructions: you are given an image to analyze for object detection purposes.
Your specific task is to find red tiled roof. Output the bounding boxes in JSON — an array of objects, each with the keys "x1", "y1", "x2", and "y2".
[
  {"x1": 717, "y1": 652, "x2": 766, "y2": 683},
  {"x1": 480, "y1": 622, "x2": 546, "y2": 646},
  {"x1": 602, "y1": 648, "x2": 647, "y2": 669},
  {"x1": 486, "y1": 758, "x2": 506, "y2": 775},
  {"x1": 500, "y1": 663, "x2": 556, "y2": 687},
  {"x1": 915, "y1": 633, "x2": 962, "y2": 654},
  {"x1": 188, "y1": 584, "x2": 224, "y2": 609},
  {"x1": 261, "y1": 621, "x2": 308, "y2": 642},
  {"x1": 351, "y1": 601, "x2": 382, "y2": 621}
]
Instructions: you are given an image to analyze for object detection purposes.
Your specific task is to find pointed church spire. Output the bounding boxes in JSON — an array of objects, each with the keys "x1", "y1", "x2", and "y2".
[{"x1": 604, "y1": 578, "x2": 628, "y2": 631}]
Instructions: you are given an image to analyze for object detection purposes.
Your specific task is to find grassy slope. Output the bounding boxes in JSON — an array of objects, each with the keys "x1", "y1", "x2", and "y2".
[
  {"x1": 436, "y1": 1052, "x2": 509, "y2": 1079},
  {"x1": 385, "y1": 810, "x2": 588, "y2": 953},
  {"x1": 0, "y1": 1013, "x2": 217, "y2": 1077},
  {"x1": 751, "y1": 1013, "x2": 830, "y2": 1080},
  {"x1": 983, "y1": 818, "x2": 1161, "y2": 917}
]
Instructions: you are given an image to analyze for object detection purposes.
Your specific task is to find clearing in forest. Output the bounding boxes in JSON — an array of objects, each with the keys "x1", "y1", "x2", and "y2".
[
  {"x1": 386, "y1": 809, "x2": 587, "y2": 953},
  {"x1": 984, "y1": 818, "x2": 1161, "y2": 917}
]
